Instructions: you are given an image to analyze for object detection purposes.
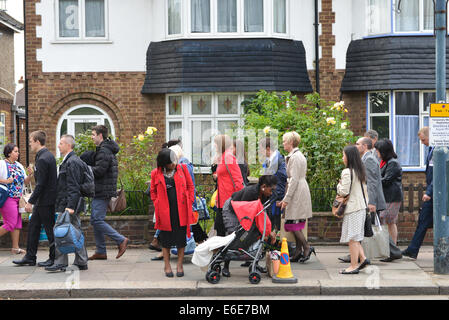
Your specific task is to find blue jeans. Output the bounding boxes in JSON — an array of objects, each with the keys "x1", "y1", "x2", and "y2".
[
  {"x1": 407, "y1": 200, "x2": 433, "y2": 256},
  {"x1": 91, "y1": 198, "x2": 125, "y2": 254}
]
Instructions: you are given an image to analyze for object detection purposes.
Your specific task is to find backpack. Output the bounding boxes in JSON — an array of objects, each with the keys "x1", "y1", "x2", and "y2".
[
  {"x1": 79, "y1": 160, "x2": 95, "y2": 198},
  {"x1": 53, "y1": 211, "x2": 85, "y2": 254}
]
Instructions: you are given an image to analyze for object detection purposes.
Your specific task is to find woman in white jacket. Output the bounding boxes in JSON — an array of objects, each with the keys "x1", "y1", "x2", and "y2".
[{"x1": 336, "y1": 145, "x2": 370, "y2": 274}]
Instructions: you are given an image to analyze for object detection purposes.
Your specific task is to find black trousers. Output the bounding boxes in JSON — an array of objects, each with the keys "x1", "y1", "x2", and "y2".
[
  {"x1": 25, "y1": 205, "x2": 55, "y2": 261},
  {"x1": 214, "y1": 208, "x2": 226, "y2": 237}
]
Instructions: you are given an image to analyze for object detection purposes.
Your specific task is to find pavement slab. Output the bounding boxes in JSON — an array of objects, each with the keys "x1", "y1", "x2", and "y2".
[{"x1": 0, "y1": 246, "x2": 447, "y2": 299}]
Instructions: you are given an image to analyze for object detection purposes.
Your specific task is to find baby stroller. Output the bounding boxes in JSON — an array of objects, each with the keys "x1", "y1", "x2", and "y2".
[{"x1": 205, "y1": 198, "x2": 272, "y2": 285}]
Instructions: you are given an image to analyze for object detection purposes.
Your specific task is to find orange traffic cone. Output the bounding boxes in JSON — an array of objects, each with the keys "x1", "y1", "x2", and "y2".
[{"x1": 272, "y1": 237, "x2": 298, "y2": 283}]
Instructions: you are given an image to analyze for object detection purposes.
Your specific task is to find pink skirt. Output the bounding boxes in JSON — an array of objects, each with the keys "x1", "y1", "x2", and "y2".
[
  {"x1": 284, "y1": 220, "x2": 306, "y2": 232},
  {"x1": 0, "y1": 197, "x2": 21, "y2": 232}
]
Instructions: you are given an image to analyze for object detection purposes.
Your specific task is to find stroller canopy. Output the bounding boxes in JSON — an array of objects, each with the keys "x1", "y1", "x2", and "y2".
[{"x1": 230, "y1": 200, "x2": 271, "y2": 237}]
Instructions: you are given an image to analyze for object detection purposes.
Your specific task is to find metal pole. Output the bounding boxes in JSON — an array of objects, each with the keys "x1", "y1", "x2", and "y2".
[{"x1": 434, "y1": 0, "x2": 449, "y2": 274}]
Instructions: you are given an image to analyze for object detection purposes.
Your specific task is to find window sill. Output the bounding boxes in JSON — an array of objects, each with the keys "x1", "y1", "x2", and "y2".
[
  {"x1": 402, "y1": 168, "x2": 426, "y2": 173},
  {"x1": 163, "y1": 33, "x2": 291, "y2": 41},
  {"x1": 51, "y1": 40, "x2": 113, "y2": 44}
]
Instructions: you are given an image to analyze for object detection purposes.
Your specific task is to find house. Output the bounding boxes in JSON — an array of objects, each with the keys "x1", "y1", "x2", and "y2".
[
  {"x1": 0, "y1": 7, "x2": 23, "y2": 154},
  {"x1": 24, "y1": 0, "x2": 434, "y2": 185}
]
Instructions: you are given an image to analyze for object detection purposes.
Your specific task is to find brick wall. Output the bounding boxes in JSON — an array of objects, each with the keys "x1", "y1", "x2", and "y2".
[{"x1": 0, "y1": 25, "x2": 15, "y2": 100}]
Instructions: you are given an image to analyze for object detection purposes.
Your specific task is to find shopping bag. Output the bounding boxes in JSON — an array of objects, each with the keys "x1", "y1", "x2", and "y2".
[
  {"x1": 361, "y1": 213, "x2": 389, "y2": 259},
  {"x1": 280, "y1": 217, "x2": 296, "y2": 243},
  {"x1": 19, "y1": 183, "x2": 33, "y2": 214}
]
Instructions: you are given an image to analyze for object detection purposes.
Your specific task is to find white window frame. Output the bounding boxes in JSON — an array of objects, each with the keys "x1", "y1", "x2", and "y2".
[
  {"x1": 392, "y1": 0, "x2": 434, "y2": 34},
  {"x1": 0, "y1": 113, "x2": 5, "y2": 156},
  {"x1": 56, "y1": 104, "x2": 115, "y2": 157},
  {"x1": 165, "y1": 0, "x2": 290, "y2": 40},
  {"x1": 367, "y1": 90, "x2": 443, "y2": 171},
  {"x1": 166, "y1": 93, "x2": 246, "y2": 172},
  {"x1": 55, "y1": 0, "x2": 109, "y2": 43}
]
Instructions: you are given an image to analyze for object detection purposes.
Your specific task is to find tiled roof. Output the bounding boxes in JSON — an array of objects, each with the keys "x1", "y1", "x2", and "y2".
[
  {"x1": 142, "y1": 38, "x2": 313, "y2": 94},
  {"x1": 0, "y1": 10, "x2": 23, "y2": 32},
  {"x1": 341, "y1": 36, "x2": 447, "y2": 92}
]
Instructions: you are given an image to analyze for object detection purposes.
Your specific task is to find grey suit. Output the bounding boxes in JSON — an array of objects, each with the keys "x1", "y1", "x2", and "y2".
[{"x1": 362, "y1": 150, "x2": 386, "y2": 212}]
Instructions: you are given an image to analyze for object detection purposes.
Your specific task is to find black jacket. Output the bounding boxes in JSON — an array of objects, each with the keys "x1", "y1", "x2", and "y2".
[
  {"x1": 28, "y1": 148, "x2": 57, "y2": 206},
  {"x1": 55, "y1": 151, "x2": 84, "y2": 213},
  {"x1": 380, "y1": 158, "x2": 403, "y2": 203},
  {"x1": 231, "y1": 184, "x2": 269, "y2": 204},
  {"x1": 88, "y1": 139, "x2": 119, "y2": 200}
]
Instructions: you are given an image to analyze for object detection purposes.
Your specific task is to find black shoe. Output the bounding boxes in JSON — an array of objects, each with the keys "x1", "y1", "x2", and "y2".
[
  {"x1": 380, "y1": 254, "x2": 402, "y2": 263},
  {"x1": 73, "y1": 264, "x2": 88, "y2": 271},
  {"x1": 402, "y1": 250, "x2": 417, "y2": 259},
  {"x1": 358, "y1": 258, "x2": 370, "y2": 271},
  {"x1": 338, "y1": 255, "x2": 361, "y2": 263},
  {"x1": 45, "y1": 264, "x2": 68, "y2": 272},
  {"x1": 12, "y1": 257, "x2": 36, "y2": 266},
  {"x1": 240, "y1": 261, "x2": 251, "y2": 267},
  {"x1": 299, "y1": 247, "x2": 316, "y2": 263},
  {"x1": 38, "y1": 259, "x2": 54, "y2": 267},
  {"x1": 151, "y1": 255, "x2": 163, "y2": 261},
  {"x1": 222, "y1": 268, "x2": 231, "y2": 277}
]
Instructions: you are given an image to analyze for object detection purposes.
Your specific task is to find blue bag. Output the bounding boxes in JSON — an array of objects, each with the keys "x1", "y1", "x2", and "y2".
[
  {"x1": 170, "y1": 234, "x2": 196, "y2": 256},
  {"x1": 195, "y1": 197, "x2": 210, "y2": 221},
  {"x1": 53, "y1": 211, "x2": 84, "y2": 254},
  {"x1": 0, "y1": 185, "x2": 8, "y2": 208}
]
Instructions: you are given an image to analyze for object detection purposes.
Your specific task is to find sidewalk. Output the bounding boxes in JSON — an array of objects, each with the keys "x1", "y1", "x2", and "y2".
[{"x1": 0, "y1": 245, "x2": 448, "y2": 299}]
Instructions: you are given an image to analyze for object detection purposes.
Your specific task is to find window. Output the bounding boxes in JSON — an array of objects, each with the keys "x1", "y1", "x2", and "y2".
[
  {"x1": 244, "y1": 0, "x2": 264, "y2": 32},
  {"x1": 57, "y1": 0, "x2": 107, "y2": 40},
  {"x1": 166, "y1": 93, "x2": 245, "y2": 166},
  {"x1": 168, "y1": 0, "x2": 182, "y2": 35},
  {"x1": 394, "y1": 0, "x2": 434, "y2": 33},
  {"x1": 368, "y1": 0, "x2": 390, "y2": 34},
  {"x1": 368, "y1": 91, "x2": 433, "y2": 169},
  {"x1": 167, "y1": 0, "x2": 288, "y2": 37},
  {"x1": 56, "y1": 105, "x2": 115, "y2": 156}
]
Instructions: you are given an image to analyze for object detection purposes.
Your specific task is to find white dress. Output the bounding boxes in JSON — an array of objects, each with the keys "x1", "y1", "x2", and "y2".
[{"x1": 340, "y1": 209, "x2": 366, "y2": 243}]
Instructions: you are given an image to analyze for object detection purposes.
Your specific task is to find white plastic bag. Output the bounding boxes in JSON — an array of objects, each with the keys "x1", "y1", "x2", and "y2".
[{"x1": 361, "y1": 213, "x2": 389, "y2": 259}]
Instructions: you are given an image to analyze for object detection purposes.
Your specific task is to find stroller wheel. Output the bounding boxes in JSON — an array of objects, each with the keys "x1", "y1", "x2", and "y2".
[
  {"x1": 206, "y1": 270, "x2": 221, "y2": 284},
  {"x1": 211, "y1": 263, "x2": 222, "y2": 274},
  {"x1": 249, "y1": 272, "x2": 261, "y2": 284}
]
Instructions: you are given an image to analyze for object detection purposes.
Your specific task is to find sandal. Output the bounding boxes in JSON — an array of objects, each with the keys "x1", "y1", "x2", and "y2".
[{"x1": 11, "y1": 248, "x2": 25, "y2": 254}]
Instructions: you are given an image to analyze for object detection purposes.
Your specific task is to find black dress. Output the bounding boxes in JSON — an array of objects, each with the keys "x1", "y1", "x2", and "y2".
[{"x1": 158, "y1": 176, "x2": 187, "y2": 249}]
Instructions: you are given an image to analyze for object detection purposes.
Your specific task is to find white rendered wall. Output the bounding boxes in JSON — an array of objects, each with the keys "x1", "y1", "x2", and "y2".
[{"x1": 36, "y1": 0, "x2": 151, "y2": 72}]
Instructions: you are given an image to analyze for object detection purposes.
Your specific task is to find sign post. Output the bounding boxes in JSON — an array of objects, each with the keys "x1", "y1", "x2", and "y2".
[{"x1": 432, "y1": 0, "x2": 449, "y2": 274}]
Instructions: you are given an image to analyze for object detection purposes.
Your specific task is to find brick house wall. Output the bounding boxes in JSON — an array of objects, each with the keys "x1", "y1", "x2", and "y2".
[{"x1": 0, "y1": 24, "x2": 15, "y2": 100}]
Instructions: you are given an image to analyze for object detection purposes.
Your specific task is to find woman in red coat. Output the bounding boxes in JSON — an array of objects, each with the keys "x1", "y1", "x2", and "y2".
[
  {"x1": 213, "y1": 135, "x2": 244, "y2": 236},
  {"x1": 150, "y1": 148, "x2": 195, "y2": 278}
]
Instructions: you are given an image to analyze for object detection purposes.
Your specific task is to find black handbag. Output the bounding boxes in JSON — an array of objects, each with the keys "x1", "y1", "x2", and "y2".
[{"x1": 361, "y1": 182, "x2": 373, "y2": 238}]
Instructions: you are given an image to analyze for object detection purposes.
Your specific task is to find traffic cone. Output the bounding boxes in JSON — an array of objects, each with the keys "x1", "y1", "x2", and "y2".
[{"x1": 272, "y1": 237, "x2": 298, "y2": 283}]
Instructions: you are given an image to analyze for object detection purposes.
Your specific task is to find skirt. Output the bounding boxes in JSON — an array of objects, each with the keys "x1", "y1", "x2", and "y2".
[
  {"x1": 380, "y1": 202, "x2": 401, "y2": 225},
  {"x1": 340, "y1": 209, "x2": 366, "y2": 243},
  {"x1": 284, "y1": 219, "x2": 306, "y2": 232}
]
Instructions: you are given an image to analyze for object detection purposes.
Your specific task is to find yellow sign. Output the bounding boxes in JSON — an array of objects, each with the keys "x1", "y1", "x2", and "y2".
[{"x1": 430, "y1": 103, "x2": 449, "y2": 117}]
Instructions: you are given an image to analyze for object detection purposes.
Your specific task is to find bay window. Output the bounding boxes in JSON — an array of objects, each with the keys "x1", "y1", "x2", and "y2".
[
  {"x1": 368, "y1": 91, "x2": 432, "y2": 169},
  {"x1": 167, "y1": 0, "x2": 288, "y2": 38},
  {"x1": 166, "y1": 93, "x2": 244, "y2": 167}
]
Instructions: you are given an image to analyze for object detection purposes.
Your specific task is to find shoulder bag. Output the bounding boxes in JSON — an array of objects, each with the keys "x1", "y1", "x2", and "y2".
[{"x1": 332, "y1": 169, "x2": 353, "y2": 218}]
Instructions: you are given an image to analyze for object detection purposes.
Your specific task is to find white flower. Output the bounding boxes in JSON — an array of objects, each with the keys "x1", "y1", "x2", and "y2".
[
  {"x1": 263, "y1": 126, "x2": 271, "y2": 134},
  {"x1": 326, "y1": 117, "x2": 336, "y2": 125},
  {"x1": 341, "y1": 122, "x2": 348, "y2": 129}
]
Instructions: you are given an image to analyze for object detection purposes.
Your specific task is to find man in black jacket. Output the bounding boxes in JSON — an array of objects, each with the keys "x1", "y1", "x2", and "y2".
[
  {"x1": 85, "y1": 125, "x2": 128, "y2": 260},
  {"x1": 45, "y1": 135, "x2": 88, "y2": 272},
  {"x1": 13, "y1": 131, "x2": 57, "y2": 267}
]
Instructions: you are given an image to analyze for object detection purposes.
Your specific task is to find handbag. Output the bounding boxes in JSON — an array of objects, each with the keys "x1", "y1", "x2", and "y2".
[
  {"x1": 195, "y1": 196, "x2": 210, "y2": 220},
  {"x1": 107, "y1": 188, "x2": 127, "y2": 213},
  {"x1": 362, "y1": 212, "x2": 390, "y2": 259},
  {"x1": 332, "y1": 170, "x2": 353, "y2": 217},
  {"x1": 361, "y1": 181, "x2": 373, "y2": 238}
]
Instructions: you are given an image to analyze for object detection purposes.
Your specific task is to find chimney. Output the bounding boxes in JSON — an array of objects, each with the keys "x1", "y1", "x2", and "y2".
[{"x1": 0, "y1": 0, "x2": 6, "y2": 12}]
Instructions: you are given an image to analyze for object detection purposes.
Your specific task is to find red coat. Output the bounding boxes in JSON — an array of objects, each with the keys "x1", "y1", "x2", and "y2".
[
  {"x1": 216, "y1": 150, "x2": 244, "y2": 208},
  {"x1": 150, "y1": 164, "x2": 195, "y2": 237}
]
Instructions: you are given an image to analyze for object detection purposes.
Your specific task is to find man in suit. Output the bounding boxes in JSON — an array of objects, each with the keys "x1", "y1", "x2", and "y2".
[
  {"x1": 45, "y1": 135, "x2": 88, "y2": 272},
  {"x1": 13, "y1": 131, "x2": 57, "y2": 267},
  {"x1": 402, "y1": 127, "x2": 434, "y2": 259}
]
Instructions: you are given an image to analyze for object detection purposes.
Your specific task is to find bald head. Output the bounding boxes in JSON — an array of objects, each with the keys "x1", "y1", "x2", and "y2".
[{"x1": 356, "y1": 137, "x2": 373, "y2": 156}]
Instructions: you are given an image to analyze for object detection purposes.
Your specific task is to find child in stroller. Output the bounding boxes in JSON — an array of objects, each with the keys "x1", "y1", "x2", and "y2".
[{"x1": 205, "y1": 175, "x2": 278, "y2": 284}]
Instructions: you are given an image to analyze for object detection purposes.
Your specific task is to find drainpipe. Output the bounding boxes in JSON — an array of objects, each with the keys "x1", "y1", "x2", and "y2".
[
  {"x1": 23, "y1": 0, "x2": 29, "y2": 165},
  {"x1": 314, "y1": 0, "x2": 320, "y2": 94}
]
